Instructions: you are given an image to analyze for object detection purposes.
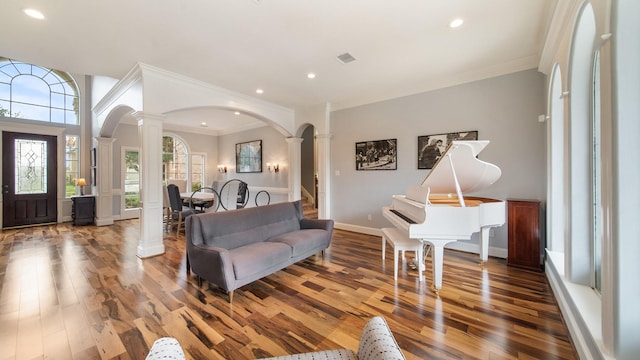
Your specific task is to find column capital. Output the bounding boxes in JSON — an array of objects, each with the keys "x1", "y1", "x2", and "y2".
[
  {"x1": 315, "y1": 133, "x2": 333, "y2": 140},
  {"x1": 286, "y1": 137, "x2": 304, "y2": 144},
  {"x1": 132, "y1": 111, "x2": 166, "y2": 123}
]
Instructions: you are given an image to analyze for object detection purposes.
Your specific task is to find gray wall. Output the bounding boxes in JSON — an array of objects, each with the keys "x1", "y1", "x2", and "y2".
[
  {"x1": 330, "y1": 69, "x2": 547, "y2": 251},
  {"x1": 217, "y1": 125, "x2": 289, "y2": 189}
]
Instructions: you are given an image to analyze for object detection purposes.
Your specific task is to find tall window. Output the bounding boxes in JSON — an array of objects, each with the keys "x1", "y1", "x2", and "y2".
[
  {"x1": 0, "y1": 57, "x2": 79, "y2": 124},
  {"x1": 65, "y1": 135, "x2": 79, "y2": 197},
  {"x1": 124, "y1": 149, "x2": 140, "y2": 209},
  {"x1": 162, "y1": 135, "x2": 187, "y2": 183},
  {"x1": 191, "y1": 154, "x2": 205, "y2": 191}
]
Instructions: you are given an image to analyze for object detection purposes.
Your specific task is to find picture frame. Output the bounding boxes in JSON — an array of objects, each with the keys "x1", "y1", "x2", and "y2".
[
  {"x1": 417, "y1": 130, "x2": 478, "y2": 169},
  {"x1": 235, "y1": 140, "x2": 262, "y2": 173},
  {"x1": 355, "y1": 138, "x2": 397, "y2": 170}
]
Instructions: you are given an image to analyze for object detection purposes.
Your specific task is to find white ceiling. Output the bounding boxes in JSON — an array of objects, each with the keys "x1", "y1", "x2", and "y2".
[{"x1": 0, "y1": 0, "x2": 555, "y2": 133}]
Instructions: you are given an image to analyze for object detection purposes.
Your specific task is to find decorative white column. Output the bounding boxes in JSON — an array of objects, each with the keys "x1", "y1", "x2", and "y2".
[
  {"x1": 315, "y1": 133, "x2": 332, "y2": 219},
  {"x1": 286, "y1": 137, "x2": 303, "y2": 202},
  {"x1": 135, "y1": 112, "x2": 165, "y2": 258},
  {"x1": 94, "y1": 137, "x2": 115, "y2": 226}
]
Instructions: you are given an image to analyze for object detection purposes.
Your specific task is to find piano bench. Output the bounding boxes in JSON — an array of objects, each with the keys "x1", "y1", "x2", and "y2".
[{"x1": 381, "y1": 227, "x2": 424, "y2": 281}]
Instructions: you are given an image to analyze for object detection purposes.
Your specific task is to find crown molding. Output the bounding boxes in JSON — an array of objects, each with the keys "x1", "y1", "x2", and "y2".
[
  {"x1": 538, "y1": 0, "x2": 583, "y2": 74},
  {"x1": 92, "y1": 64, "x2": 143, "y2": 117}
]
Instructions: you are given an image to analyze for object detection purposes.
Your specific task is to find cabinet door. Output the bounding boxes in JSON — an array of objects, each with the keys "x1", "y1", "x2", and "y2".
[
  {"x1": 72, "y1": 197, "x2": 95, "y2": 226},
  {"x1": 507, "y1": 200, "x2": 542, "y2": 271}
]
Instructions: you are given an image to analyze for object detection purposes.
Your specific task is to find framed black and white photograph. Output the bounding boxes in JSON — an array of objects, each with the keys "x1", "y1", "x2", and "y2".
[
  {"x1": 355, "y1": 138, "x2": 397, "y2": 170},
  {"x1": 236, "y1": 140, "x2": 262, "y2": 173},
  {"x1": 418, "y1": 131, "x2": 478, "y2": 169}
]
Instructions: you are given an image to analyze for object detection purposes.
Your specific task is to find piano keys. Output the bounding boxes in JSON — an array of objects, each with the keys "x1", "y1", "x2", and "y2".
[{"x1": 382, "y1": 140, "x2": 505, "y2": 293}]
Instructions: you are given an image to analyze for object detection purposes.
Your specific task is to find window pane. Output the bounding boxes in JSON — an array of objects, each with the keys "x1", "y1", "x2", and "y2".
[
  {"x1": 43, "y1": 72, "x2": 59, "y2": 85},
  {"x1": 12, "y1": 102, "x2": 48, "y2": 121},
  {"x1": 66, "y1": 135, "x2": 79, "y2": 197},
  {"x1": 0, "y1": 83, "x2": 9, "y2": 100},
  {"x1": 61, "y1": 81, "x2": 74, "y2": 95},
  {"x1": 163, "y1": 136, "x2": 188, "y2": 182},
  {"x1": 50, "y1": 83, "x2": 64, "y2": 94},
  {"x1": 124, "y1": 150, "x2": 140, "y2": 209},
  {"x1": 51, "y1": 92, "x2": 65, "y2": 109},
  {"x1": 14, "y1": 63, "x2": 31, "y2": 75},
  {"x1": 51, "y1": 108, "x2": 65, "y2": 123},
  {"x1": 31, "y1": 66, "x2": 49, "y2": 78},
  {"x1": 65, "y1": 110, "x2": 78, "y2": 125},
  {"x1": 15, "y1": 138, "x2": 47, "y2": 194},
  {"x1": 0, "y1": 64, "x2": 19, "y2": 77},
  {"x1": 191, "y1": 154, "x2": 204, "y2": 191},
  {"x1": 0, "y1": 99, "x2": 9, "y2": 116},
  {"x1": 12, "y1": 75, "x2": 49, "y2": 106}
]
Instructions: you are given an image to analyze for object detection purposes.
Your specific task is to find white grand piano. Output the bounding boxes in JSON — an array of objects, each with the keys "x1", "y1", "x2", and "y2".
[{"x1": 382, "y1": 140, "x2": 505, "y2": 292}]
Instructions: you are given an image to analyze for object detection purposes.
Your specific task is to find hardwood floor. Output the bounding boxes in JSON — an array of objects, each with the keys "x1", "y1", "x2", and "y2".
[{"x1": 0, "y1": 219, "x2": 577, "y2": 360}]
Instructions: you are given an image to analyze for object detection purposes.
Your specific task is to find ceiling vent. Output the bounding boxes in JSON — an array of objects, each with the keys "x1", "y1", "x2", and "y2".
[{"x1": 336, "y1": 52, "x2": 356, "y2": 64}]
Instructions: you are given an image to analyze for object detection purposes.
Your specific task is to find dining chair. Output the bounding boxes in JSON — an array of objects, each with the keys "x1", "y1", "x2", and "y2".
[
  {"x1": 188, "y1": 186, "x2": 219, "y2": 212},
  {"x1": 162, "y1": 185, "x2": 171, "y2": 231},
  {"x1": 167, "y1": 184, "x2": 195, "y2": 235}
]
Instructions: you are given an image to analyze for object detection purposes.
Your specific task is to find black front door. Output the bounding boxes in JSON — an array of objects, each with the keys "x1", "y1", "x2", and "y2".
[{"x1": 2, "y1": 131, "x2": 57, "y2": 228}]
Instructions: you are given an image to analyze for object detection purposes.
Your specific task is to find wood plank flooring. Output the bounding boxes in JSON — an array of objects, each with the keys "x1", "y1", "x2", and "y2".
[{"x1": 0, "y1": 219, "x2": 577, "y2": 359}]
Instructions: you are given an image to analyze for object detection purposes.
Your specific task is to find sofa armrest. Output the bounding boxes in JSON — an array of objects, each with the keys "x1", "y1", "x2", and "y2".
[
  {"x1": 187, "y1": 242, "x2": 235, "y2": 292},
  {"x1": 357, "y1": 317, "x2": 406, "y2": 360},
  {"x1": 145, "y1": 337, "x2": 185, "y2": 360},
  {"x1": 300, "y1": 218, "x2": 334, "y2": 232}
]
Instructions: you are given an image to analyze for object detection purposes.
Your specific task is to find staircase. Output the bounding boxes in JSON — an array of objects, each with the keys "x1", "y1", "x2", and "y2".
[{"x1": 301, "y1": 194, "x2": 317, "y2": 219}]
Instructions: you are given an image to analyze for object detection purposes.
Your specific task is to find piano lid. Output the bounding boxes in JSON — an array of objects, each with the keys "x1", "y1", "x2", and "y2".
[{"x1": 420, "y1": 140, "x2": 501, "y2": 195}]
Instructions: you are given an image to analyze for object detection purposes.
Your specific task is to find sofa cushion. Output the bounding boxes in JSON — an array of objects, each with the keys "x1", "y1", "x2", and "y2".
[
  {"x1": 267, "y1": 229, "x2": 329, "y2": 257},
  {"x1": 230, "y1": 242, "x2": 292, "y2": 280}
]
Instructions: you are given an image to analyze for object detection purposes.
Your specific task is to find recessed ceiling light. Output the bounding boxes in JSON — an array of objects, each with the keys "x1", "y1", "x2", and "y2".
[
  {"x1": 256, "y1": 89, "x2": 264, "y2": 94},
  {"x1": 23, "y1": 8, "x2": 45, "y2": 20},
  {"x1": 307, "y1": 73, "x2": 316, "y2": 79},
  {"x1": 234, "y1": 111, "x2": 240, "y2": 115},
  {"x1": 200, "y1": 122, "x2": 207, "y2": 127},
  {"x1": 449, "y1": 18, "x2": 464, "y2": 28}
]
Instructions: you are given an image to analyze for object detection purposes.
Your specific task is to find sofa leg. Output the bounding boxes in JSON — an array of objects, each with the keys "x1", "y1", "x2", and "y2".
[
  {"x1": 197, "y1": 276, "x2": 202, "y2": 287},
  {"x1": 186, "y1": 254, "x2": 190, "y2": 274},
  {"x1": 228, "y1": 290, "x2": 234, "y2": 303}
]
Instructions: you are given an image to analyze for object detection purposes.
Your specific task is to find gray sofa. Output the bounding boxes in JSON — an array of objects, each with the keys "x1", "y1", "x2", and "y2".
[
  {"x1": 185, "y1": 200, "x2": 334, "y2": 302},
  {"x1": 146, "y1": 316, "x2": 406, "y2": 359}
]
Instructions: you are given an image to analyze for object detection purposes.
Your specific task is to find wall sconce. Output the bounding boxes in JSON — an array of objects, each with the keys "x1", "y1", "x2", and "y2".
[
  {"x1": 267, "y1": 163, "x2": 279, "y2": 173},
  {"x1": 75, "y1": 178, "x2": 87, "y2": 195},
  {"x1": 218, "y1": 165, "x2": 228, "y2": 173}
]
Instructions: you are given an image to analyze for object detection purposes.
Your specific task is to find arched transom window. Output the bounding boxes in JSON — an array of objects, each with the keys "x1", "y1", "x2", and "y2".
[{"x1": 0, "y1": 57, "x2": 79, "y2": 124}]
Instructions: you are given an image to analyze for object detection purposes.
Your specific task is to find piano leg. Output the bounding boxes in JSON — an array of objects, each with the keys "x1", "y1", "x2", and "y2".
[
  {"x1": 479, "y1": 227, "x2": 490, "y2": 263},
  {"x1": 422, "y1": 239, "x2": 457, "y2": 293},
  {"x1": 417, "y1": 243, "x2": 424, "y2": 282}
]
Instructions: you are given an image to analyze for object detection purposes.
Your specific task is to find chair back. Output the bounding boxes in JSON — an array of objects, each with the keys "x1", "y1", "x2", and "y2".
[{"x1": 167, "y1": 184, "x2": 184, "y2": 212}]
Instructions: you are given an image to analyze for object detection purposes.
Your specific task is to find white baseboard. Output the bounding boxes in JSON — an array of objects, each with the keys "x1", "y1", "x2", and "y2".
[{"x1": 334, "y1": 222, "x2": 382, "y2": 236}]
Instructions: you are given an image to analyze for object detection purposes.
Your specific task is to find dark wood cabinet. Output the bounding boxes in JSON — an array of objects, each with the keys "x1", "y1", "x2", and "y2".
[
  {"x1": 71, "y1": 195, "x2": 95, "y2": 226},
  {"x1": 507, "y1": 200, "x2": 543, "y2": 271}
]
